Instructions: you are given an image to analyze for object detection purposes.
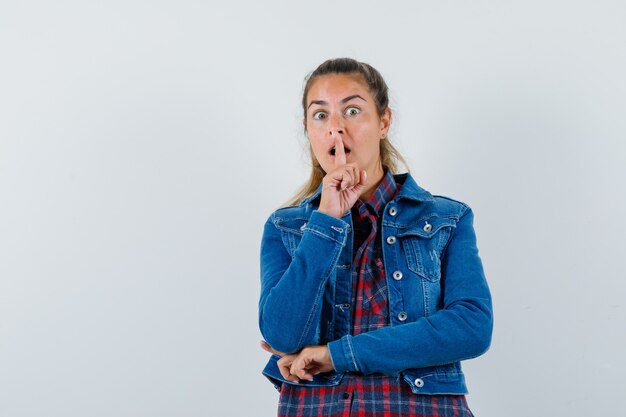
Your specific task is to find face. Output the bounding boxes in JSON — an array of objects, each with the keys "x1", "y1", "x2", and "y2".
[{"x1": 304, "y1": 74, "x2": 391, "y2": 176}]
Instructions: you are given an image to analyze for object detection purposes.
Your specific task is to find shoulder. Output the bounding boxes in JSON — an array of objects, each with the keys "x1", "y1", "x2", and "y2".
[
  {"x1": 263, "y1": 203, "x2": 314, "y2": 235},
  {"x1": 397, "y1": 179, "x2": 470, "y2": 221},
  {"x1": 267, "y1": 204, "x2": 310, "y2": 223},
  {"x1": 395, "y1": 172, "x2": 471, "y2": 219}
]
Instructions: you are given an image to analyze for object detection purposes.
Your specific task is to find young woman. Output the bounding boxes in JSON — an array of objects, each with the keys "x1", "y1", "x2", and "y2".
[{"x1": 258, "y1": 58, "x2": 493, "y2": 417}]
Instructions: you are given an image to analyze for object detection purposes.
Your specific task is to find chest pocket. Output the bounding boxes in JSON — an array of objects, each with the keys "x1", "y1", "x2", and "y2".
[
  {"x1": 398, "y1": 216, "x2": 456, "y2": 282},
  {"x1": 274, "y1": 217, "x2": 308, "y2": 257}
]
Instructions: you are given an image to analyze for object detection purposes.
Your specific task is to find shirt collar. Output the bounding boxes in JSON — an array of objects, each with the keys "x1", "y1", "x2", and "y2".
[{"x1": 359, "y1": 167, "x2": 398, "y2": 215}]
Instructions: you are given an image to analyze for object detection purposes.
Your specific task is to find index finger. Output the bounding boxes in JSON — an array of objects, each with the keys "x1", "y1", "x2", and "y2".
[{"x1": 332, "y1": 131, "x2": 347, "y2": 167}]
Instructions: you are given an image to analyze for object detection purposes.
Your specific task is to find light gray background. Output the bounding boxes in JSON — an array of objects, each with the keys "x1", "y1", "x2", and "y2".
[{"x1": 1, "y1": 1, "x2": 625, "y2": 416}]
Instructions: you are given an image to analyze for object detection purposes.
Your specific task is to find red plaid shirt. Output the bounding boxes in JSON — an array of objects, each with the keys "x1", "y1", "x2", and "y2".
[
  {"x1": 277, "y1": 169, "x2": 473, "y2": 417},
  {"x1": 350, "y1": 167, "x2": 398, "y2": 337}
]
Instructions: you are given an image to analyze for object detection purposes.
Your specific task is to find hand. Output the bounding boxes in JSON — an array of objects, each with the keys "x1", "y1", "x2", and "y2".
[
  {"x1": 260, "y1": 341, "x2": 300, "y2": 383},
  {"x1": 317, "y1": 131, "x2": 368, "y2": 219},
  {"x1": 260, "y1": 341, "x2": 335, "y2": 383},
  {"x1": 288, "y1": 345, "x2": 335, "y2": 382}
]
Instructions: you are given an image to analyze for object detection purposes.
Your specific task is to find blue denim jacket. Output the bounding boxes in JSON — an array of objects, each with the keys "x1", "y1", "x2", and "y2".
[{"x1": 259, "y1": 172, "x2": 493, "y2": 395}]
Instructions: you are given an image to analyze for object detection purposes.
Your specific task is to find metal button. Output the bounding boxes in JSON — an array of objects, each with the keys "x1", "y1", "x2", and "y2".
[
  {"x1": 423, "y1": 222, "x2": 432, "y2": 233},
  {"x1": 300, "y1": 223, "x2": 307, "y2": 232},
  {"x1": 414, "y1": 378, "x2": 424, "y2": 388},
  {"x1": 393, "y1": 271, "x2": 403, "y2": 281},
  {"x1": 398, "y1": 311, "x2": 408, "y2": 321},
  {"x1": 386, "y1": 236, "x2": 397, "y2": 245},
  {"x1": 389, "y1": 206, "x2": 397, "y2": 216}
]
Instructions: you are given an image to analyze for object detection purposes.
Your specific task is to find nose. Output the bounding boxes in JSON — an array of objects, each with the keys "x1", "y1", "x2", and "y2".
[{"x1": 328, "y1": 113, "x2": 345, "y2": 136}]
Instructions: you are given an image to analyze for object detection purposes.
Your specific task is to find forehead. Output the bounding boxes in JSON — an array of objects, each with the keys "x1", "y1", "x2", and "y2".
[{"x1": 307, "y1": 74, "x2": 371, "y2": 102}]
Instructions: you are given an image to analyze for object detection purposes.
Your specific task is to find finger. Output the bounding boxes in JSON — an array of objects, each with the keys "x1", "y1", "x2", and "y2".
[
  {"x1": 307, "y1": 366, "x2": 321, "y2": 376},
  {"x1": 352, "y1": 169, "x2": 368, "y2": 193},
  {"x1": 290, "y1": 355, "x2": 315, "y2": 382},
  {"x1": 289, "y1": 356, "x2": 300, "y2": 377},
  {"x1": 277, "y1": 355, "x2": 294, "y2": 368},
  {"x1": 351, "y1": 166, "x2": 360, "y2": 189},
  {"x1": 277, "y1": 356, "x2": 300, "y2": 383},
  {"x1": 260, "y1": 340, "x2": 284, "y2": 357},
  {"x1": 332, "y1": 131, "x2": 347, "y2": 167},
  {"x1": 357, "y1": 168, "x2": 366, "y2": 186},
  {"x1": 289, "y1": 356, "x2": 309, "y2": 381},
  {"x1": 294, "y1": 364, "x2": 314, "y2": 382},
  {"x1": 299, "y1": 371, "x2": 314, "y2": 381},
  {"x1": 340, "y1": 166, "x2": 356, "y2": 191}
]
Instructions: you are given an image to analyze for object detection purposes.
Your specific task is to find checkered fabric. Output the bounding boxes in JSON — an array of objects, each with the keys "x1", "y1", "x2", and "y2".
[{"x1": 278, "y1": 374, "x2": 474, "y2": 417}]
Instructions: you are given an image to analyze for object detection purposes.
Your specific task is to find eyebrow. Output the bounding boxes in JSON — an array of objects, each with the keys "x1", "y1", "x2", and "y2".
[{"x1": 307, "y1": 94, "x2": 367, "y2": 110}]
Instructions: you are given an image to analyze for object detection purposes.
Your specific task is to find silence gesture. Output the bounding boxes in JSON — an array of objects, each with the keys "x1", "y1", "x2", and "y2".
[{"x1": 317, "y1": 131, "x2": 368, "y2": 219}]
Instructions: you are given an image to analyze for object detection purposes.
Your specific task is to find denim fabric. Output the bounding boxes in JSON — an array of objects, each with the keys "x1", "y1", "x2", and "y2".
[{"x1": 259, "y1": 172, "x2": 493, "y2": 395}]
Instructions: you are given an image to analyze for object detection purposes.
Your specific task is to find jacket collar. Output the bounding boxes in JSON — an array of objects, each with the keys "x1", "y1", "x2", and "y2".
[
  {"x1": 299, "y1": 171, "x2": 434, "y2": 207},
  {"x1": 394, "y1": 172, "x2": 435, "y2": 203}
]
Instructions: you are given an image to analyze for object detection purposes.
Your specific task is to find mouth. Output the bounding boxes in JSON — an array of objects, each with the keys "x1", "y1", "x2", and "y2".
[{"x1": 329, "y1": 146, "x2": 351, "y2": 156}]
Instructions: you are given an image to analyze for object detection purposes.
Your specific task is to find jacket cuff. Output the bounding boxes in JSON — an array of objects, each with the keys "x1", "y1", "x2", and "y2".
[
  {"x1": 327, "y1": 335, "x2": 360, "y2": 373},
  {"x1": 304, "y1": 210, "x2": 350, "y2": 245}
]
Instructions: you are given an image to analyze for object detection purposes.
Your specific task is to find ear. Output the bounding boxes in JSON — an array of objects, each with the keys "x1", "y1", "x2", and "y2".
[{"x1": 379, "y1": 108, "x2": 392, "y2": 139}]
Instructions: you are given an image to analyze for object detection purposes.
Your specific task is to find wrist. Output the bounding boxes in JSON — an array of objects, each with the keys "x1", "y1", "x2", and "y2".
[
  {"x1": 317, "y1": 203, "x2": 343, "y2": 219},
  {"x1": 325, "y1": 343, "x2": 337, "y2": 371},
  {"x1": 318, "y1": 208, "x2": 339, "y2": 218}
]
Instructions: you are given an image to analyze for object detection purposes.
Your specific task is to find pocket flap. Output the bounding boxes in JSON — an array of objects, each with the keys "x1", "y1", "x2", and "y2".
[{"x1": 397, "y1": 216, "x2": 456, "y2": 239}]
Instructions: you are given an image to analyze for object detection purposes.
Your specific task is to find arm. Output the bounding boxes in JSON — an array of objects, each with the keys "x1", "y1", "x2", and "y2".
[
  {"x1": 259, "y1": 209, "x2": 349, "y2": 354},
  {"x1": 327, "y1": 206, "x2": 493, "y2": 375}
]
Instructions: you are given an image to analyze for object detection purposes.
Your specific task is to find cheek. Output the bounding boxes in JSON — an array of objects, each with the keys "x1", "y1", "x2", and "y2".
[
  {"x1": 347, "y1": 116, "x2": 376, "y2": 134},
  {"x1": 311, "y1": 144, "x2": 325, "y2": 159},
  {"x1": 348, "y1": 123, "x2": 378, "y2": 146},
  {"x1": 307, "y1": 135, "x2": 326, "y2": 158}
]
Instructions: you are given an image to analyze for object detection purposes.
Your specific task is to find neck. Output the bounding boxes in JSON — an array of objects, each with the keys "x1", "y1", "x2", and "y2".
[{"x1": 359, "y1": 163, "x2": 385, "y2": 201}]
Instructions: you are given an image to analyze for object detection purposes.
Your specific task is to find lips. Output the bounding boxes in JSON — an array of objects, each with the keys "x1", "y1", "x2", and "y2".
[{"x1": 330, "y1": 146, "x2": 351, "y2": 156}]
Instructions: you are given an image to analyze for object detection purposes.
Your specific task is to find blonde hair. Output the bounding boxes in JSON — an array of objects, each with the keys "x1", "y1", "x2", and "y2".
[{"x1": 283, "y1": 58, "x2": 410, "y2": 208}]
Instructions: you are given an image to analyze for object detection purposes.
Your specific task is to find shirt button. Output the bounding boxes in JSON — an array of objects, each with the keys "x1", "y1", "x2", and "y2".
[
  {"x1": 393, "y1": 271, "x2": 403, "y2": 280},
  {"x1": 389, "y1": 207, "x2": 397, "y2": 216},
  {"x1": 398, "y1": 311, "x2": 408, "y2": 321},
  {"x1": 414, "y1": 378, "x2": 424, "y2": 388},
  {"x1": 342, "y1": 392, "x2": 350, "y2": 399},
  {"x1": 386, "y1": 236, "x2": 397, "y2": 245},
  {"x1": 423, "y1": 222, "x2": 432, "y2": 233}
]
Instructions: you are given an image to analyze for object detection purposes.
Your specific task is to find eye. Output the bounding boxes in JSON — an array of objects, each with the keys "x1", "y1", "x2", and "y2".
[
  {"x1": 345, "y1": 107, "x2": 361, "y2": 116},
  {"x1": 313, "y1": 111, "x2": 327, "y2": 120}
]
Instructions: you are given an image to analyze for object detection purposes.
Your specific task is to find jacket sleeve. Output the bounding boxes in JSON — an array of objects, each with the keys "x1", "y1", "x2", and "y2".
[
  {"x1": 327, "y1": 205, "x2": 493, "y2": 375},
  {"x1": 259, "y1": 209, "x2": 349, "y2": 354}
]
